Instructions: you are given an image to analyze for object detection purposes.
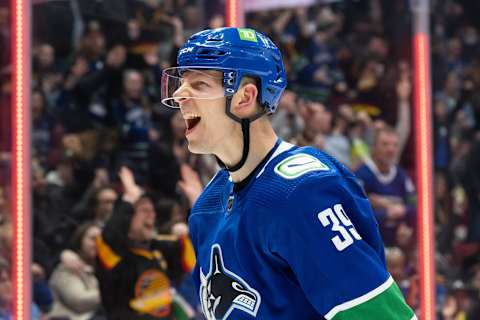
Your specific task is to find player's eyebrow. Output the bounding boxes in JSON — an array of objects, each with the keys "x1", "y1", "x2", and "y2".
[{"x1": 183, "y1": 69, "x2": 223, "y2": 82}]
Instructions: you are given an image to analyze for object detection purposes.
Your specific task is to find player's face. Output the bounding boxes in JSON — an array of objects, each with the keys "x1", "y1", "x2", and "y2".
[{"x1": 174, "y1": 70, "x2": 238, "y2": 155}]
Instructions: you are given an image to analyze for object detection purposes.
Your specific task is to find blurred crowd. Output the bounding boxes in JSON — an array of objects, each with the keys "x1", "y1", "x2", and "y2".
[{"x1": 0, "y1": 0, "x2": 479, "y2": 319}]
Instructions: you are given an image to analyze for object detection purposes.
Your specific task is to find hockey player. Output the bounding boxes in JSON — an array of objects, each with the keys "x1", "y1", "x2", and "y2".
[{"x1": 161, "y1": 27, "x2": 416, "y2": 320}]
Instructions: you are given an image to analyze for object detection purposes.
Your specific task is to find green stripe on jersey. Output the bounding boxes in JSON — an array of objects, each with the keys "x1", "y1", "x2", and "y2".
[{"x1": 329, "y1": 279, "x2": 415, "y2": 320}]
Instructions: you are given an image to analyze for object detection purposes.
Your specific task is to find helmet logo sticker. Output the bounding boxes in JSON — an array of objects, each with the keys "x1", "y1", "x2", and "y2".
[
  {"x1": 179, "y1": 47, "x2": 194, "y2": 55},
  {"x1": 274, "y1": 154, "x2": 330, "y2": 179},
  {"x1": 237, "y1": 28, "x2": 258, "y2": 42}
]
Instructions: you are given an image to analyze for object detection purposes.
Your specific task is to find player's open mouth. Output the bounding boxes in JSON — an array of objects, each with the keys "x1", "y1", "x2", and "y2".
[{"x1": 184, "y1": 113, "x2": 201, "y2": 135}]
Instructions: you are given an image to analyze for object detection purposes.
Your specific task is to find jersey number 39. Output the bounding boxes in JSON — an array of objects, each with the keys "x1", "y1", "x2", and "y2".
[{"x1": 318, "y1": 204, "x2": 362, "y2": 251}]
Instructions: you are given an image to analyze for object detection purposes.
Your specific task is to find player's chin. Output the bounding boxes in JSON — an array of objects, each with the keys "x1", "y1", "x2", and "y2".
[{"x1": 186, "y1": 140, "x2": 210, "y2": 154}]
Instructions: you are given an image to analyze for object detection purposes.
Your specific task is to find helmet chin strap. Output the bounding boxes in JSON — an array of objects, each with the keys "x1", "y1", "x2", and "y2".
[{"x1": 215, "y1": 96, "x2": 266, "y2": 172}]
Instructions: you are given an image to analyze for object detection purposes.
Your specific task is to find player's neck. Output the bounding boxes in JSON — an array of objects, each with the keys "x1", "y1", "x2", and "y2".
[{"x1": 219, "y1": 123, "x2": 277, "y2": 183}]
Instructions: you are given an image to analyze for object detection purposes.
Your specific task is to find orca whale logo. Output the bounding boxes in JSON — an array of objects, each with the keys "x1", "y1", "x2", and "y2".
[{"x1": 200, "y1": 244, "x2": 261, "y2": 320}]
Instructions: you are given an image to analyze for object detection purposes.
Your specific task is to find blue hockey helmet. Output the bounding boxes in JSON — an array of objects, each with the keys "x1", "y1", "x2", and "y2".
[{"x1": 162, "y1": 27, "x2": 287, "y2": 114}]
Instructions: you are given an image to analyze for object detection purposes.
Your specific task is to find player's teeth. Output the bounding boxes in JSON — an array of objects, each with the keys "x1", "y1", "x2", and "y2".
[{"x1": 184, "y1": 113, "x2": 200, "y2": 119}]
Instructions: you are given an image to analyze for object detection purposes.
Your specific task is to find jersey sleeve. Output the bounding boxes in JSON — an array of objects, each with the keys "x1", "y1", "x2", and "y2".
[
  {"x1": 268, "y1": 173, "x2": 416, "y2": 320},
  {"x1": 188, "y1": 213, "x2": 201, "y2": 291}
]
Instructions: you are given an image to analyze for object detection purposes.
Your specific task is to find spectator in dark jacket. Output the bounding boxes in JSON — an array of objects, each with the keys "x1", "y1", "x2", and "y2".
[{"x1": 96, "y1": 167, "x2": 195, "y2": 320}]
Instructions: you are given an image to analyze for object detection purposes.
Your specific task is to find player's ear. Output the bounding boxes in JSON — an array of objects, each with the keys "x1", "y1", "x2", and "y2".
[{"x1": 231, "y1": 82, "x2": 258, "y2": 117}]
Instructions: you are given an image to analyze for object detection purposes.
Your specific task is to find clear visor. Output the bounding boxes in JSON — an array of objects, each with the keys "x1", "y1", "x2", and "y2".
[{"x1": 161, "y1": 66, "x2": 228, "y2": 108}]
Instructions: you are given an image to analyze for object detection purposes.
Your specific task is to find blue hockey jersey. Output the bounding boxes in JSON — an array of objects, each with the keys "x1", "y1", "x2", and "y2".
[{"x1": 189, "y1": 140, "x2": 416, "y2": 320}]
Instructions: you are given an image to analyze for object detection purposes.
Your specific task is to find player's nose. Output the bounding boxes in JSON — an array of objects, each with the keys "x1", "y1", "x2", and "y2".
[{"x1": 173, "y1": 83, "x2": 192, "y2": 107}]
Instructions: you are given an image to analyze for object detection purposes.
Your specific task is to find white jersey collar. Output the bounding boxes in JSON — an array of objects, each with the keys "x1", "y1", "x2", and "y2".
[{"x1": 256, "y1": 141, "x2": 295, "y2": 178}]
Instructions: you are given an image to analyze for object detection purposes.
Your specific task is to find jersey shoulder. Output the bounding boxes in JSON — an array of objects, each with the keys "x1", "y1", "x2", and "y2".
[
  {"x1": 265, "y1": 144, "x2": 352, "y2": 188},
  {"x1": 191, "y1": 169, "x2": 230, "y2": 215},
  {"x1": 250, "y1": 144, "x2": 352, "y2": 210}
]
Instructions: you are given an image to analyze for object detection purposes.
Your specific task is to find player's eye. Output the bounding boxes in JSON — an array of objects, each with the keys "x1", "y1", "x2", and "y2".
[{"x1": 192, "y1": 81, "x2": 210, "y2": 89}]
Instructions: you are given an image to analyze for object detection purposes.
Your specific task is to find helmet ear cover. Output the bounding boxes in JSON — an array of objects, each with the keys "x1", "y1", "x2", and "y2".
[{"x1": 226, "y1": 74, "x2": 262, "y2": 110}]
